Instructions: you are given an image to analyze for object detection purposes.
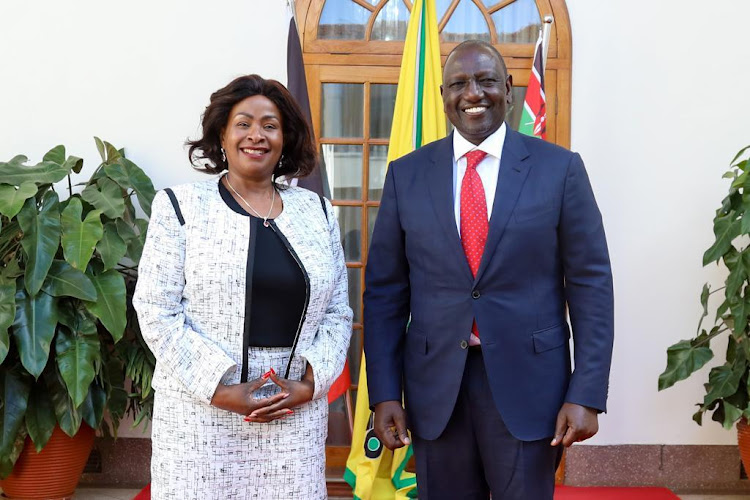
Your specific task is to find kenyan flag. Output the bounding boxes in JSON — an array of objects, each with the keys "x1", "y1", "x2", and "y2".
[{"x1": 519, "y1": 30, "x2": 547, "y2": 140}]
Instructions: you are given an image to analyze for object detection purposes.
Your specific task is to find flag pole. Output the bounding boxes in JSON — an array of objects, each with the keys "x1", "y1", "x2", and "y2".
[{"x1": 541, "y1": 15, "x2": 554, "y2": 70}]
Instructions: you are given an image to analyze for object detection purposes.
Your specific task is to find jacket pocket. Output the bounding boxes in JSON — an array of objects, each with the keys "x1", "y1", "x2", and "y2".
[
  {"x1": 532, "y1": 323, "x2": 570, "y2": 353},
  {"x1": 514, "y1": 205, "x2": 557, "y2": 223}
]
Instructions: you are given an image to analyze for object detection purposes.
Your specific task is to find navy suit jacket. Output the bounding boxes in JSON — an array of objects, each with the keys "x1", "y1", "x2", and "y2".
[{"x1": 363, "y1": 127, "x2": 614, "y2": 441}]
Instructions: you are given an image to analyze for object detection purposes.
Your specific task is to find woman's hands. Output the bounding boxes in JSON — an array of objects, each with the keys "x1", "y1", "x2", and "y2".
[
  {"x1": 210, "y1": 374, "x2": 289, "y2": 416},
  {"x1": 210, "y1": 365, "x2": 315, "y2": 423},
  {"x1": 245, "y1": 365, "x2": 315, "y2": 423}
]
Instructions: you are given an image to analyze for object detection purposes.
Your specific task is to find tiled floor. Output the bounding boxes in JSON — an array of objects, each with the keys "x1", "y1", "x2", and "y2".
[{"x1": 72, "y1": 489, "x2": 750, "y2": 500}]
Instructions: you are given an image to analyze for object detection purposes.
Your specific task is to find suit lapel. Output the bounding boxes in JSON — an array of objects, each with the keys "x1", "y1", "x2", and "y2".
[
  {"x1": 426, "y1": 134, "x2": 474, "y2": 282},
  {"x1": 475, "y1": 128, "x2": 531, "y2": 283}
]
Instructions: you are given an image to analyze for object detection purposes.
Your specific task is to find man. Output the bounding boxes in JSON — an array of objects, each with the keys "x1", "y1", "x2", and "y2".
[{"x1": 363, "y1": 40, "x2": 614, "y2": 499}]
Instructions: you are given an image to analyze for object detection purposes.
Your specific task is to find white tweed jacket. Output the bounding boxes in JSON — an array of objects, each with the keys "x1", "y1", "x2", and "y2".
[{"x1": 133, "y1": 178, "x2": 353, "y2": 404}]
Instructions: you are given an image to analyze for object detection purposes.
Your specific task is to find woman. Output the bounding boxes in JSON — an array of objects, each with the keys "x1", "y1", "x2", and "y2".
[{"x1": 133, "y1": 74, "x2": 352, "y2": 499}]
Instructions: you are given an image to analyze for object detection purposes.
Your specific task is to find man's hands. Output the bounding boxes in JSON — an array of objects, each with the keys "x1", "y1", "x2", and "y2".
[
  {"x1": 373, "y1": 401, "x2": 411, "y2": 450},
  {"x1": 551, "y1": 402, "x2": 599, "y2": 447},
  {"x1": 211, "y1": 365, "x2": 315, "y2": 423}
]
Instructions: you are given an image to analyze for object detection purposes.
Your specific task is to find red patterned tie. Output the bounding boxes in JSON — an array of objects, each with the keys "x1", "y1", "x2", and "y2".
[{"x1": 461, "y1": 149, "x2": 488, "y2": 338}]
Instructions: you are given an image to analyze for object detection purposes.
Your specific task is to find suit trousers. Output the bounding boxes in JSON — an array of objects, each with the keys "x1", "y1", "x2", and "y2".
[{"x1": 412, "y1": 347, "x2": 563, "y2": 500}]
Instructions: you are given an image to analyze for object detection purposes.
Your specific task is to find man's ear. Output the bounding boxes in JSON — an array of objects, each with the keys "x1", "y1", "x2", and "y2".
[{"x1": 506, "y1": 75, "x2": 513, "y2": 104}]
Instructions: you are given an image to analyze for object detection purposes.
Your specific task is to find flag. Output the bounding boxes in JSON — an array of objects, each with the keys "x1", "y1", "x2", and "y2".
[
  {"x1": 345, "y1": 1, "x2": 445, "y2": 498},
  {"x1": 518, "y1": 29, "x2": 547, "y2": 140},
  {"x1": 285, "y1": 0, "x2": 349, "y2": 403},
  {"x1": 285, "y1": 0, "x2": 328, "y2": 196}
]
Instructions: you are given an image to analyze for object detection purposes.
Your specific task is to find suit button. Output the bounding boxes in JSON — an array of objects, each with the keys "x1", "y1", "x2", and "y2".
[
  {"x1": 460, "y1": 340, "x2": 468, "y2": 349},
  {"x1": 472, "y1": 290, "x2": 480, "y2": 299}
]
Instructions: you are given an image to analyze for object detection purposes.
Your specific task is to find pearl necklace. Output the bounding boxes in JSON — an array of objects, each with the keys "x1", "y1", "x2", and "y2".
[{"x1": 225, "y1": 175, "x2": 276, "y2": 227}]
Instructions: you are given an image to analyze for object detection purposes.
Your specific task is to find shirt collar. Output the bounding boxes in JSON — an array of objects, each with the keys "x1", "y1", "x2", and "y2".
[{"x1": 452, "y1": 122, "x2": 507, "y2": 162}]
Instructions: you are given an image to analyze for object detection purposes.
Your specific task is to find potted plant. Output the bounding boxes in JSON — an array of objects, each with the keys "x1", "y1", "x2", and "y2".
[
  {"x1": 659, "y1": 144, "x2": 750, "y2": 468},
  {"x1": 0, "y1": 138, "x2": 156, "y2": 498}
]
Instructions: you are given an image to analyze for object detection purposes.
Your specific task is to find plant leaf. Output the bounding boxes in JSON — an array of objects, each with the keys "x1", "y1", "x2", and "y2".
[
  {"x1": 80, "y1": 177, "x2": 125, "y2": 219},
  {"x1": 0, "y1": 367, "x2": 32, "y2": 458},
  {"x1": 44, "y1": 367, "x2": 81, "y2": 438},
  {"x1": 84, "y1": 270, "x2": 126, "y2": 342},
  {"x1": 721, "y1": 401, "x2": 743, "y2": 429},
  {"x1": 703, "y1": 214, "x2": 741, "y2": 266},
  {"x1": 25, "y1": 381, "x2": 56, "y2": 452},
  {"x1": 42, "y1": 145, "x2": 65, "y2": 164},
  {"x1": 0, "y1": 182, "x2": 38, "y2": 218},
  {"x1": 658, "y1": 339, "x2": 714, "y2": 390},
  {"x1": 94, "y1": 137, "x2": 106, "y2": 162},
  {"x1": 730, "y1": 145, "x2": 750, "y2": 166},
  {"x1": 96, "y1": 223, "x2": 127, "y2": 271},
  {"x1": 80, "y1": 382, "x2": 107, "y2": 429},
  {"x1": 63, "y1": 155, "x2": 84, "y2": 174},
  {"x1": 18, "y1": 192, "x2": 61, "y2": 296},
  {"x1": 12, "y1": 287, "x2": 59, "y2": 378},
  {"x1": 104, "y1": 158, "x2": 156, "y2": 217},
  {"x1": 0, "y1": 156, "x2": 69, "y2": 185},
  {"x1": 0, "y1": 428, "x2": 27, "y2": 479},
  {"x1": 60, "y1": 197, "x2": 103, "y2": 271},
  {"x1": 0, "y1": 281, "x2": 15, "y2": 364},
  {"x1": 726, "y1": 257, "x2": 747, "y2": 298},
  {"x1": 703, "y1": 365, "x2": 744, "y2": 406},
  {"x1": 41, "y1": 260, "x2": 97, "y2": 301},
  {"x1": 55, "y1": 327, "x2": 100, "y2": 408},
  {"x1": 115, "y1": 219, "x2": 137, "y2": 243}
]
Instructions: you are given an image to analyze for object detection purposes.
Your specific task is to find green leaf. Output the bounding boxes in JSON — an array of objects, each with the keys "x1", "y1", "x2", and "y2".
[
  {"x1": 96, "y1": 223, "x2": 127, "y2": 271},
  {"x1": 63, "y1": 155, "x2": 83, "y2": 174},
  {"x1": 0, "y1": 155, "x2": 69, "y2": 185},
  {"x1": 730, "y1": 295, "x2": 749, "y2": 337},
  {"x1": 80, "y1": 177, "x2": 125, "y2": 219},
  {"x1": 0, "y1": 428, "x2": 27, "y2": 479},
  {"x1": 0, "y1": 281, "x2": 15, "y2": 364},
  {"x1": 703, "y1": 214, "x2": 741, "y2": 266},
  {"x1": 0, "y1": 182, "x2": 37, "y2": 218},
  {"x1": 42, "y1": 145, "x2": 65, "y2": 164},
  {"x1": 60, "y1": 197, "x2": 103, "y2": 271},
  {"x1": 42, "y1": 260, "x2": 97, "y2": 301},
  {"x1": 727, "y1": 258, "x2": 747, "y2": 298},
  {"x1": 721, "y1": 401, "x2": 743, "y2": 429},
  {"x1": 115, "y1": 219, "x2": 137, "y2": 243},
  {"x1": 55, "y1": 327, "x2": 100, "y2": 408},
  {"x1": 703, "y1": 365, "x2": 744, "y2": 405},
  {"x1": 94, "y1": 137, "x2": 106, "y2": 163},
  {"x1": 44, "y1": 367, "x2": 81, "y2": 438},
  {"x1": 0, "y1": 368, "x2": 32, "y2": 458},
  {"x1": 730, "y1": 145, "x2": 750, "y2": 166},
  {"x1": 104, "y1": 158, "x2": 156, "y2": 217},
  {"x1": 126, "y1": 220, "x2": 148, "y2": 263},
  {"x1": 25, "y1": 381, "x2": 56, "y2": 452},
  {"x1": 12, "y1": 287, "x2": 59, "y2": 378},
  {"x1": 80, "y1": 382, "x2": 107, "y2": 429},
  {"x1": 84, "y1": 270, "x2": 126, "y2": 342},
  {"x1": 658, "y1": 339, "x2": 714, "y2": 390},
  {"x1": 18, "y1": 192, "x2": 61, "y2": 296},
  {"x1": 104, "y1": 358, "x2": 127, "y2": 435}
]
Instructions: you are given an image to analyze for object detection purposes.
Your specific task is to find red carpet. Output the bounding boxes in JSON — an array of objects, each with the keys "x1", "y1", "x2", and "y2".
[
  {"x1": 555, "y1": 486, "x2": 680, "y2": 499},
  {"x1": 133, "y1": 484, "x2": 678, "y2": 499},
  {"x1": 132, "y1": 483, "x2": 150, "y2": 500}
]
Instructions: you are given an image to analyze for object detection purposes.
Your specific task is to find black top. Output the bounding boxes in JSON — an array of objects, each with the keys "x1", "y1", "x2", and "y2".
[{"x1": 218, "y1": 180, "x2": 306, "y2": 348}]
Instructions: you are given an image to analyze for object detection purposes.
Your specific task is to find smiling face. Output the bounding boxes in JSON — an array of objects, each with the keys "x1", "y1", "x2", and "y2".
[
  {"x1": 220, "y1": 95, "x2": 284, "y2": 180},
  {"x1": 441, "y1": 44, "x2": 512, "y2": 145}
]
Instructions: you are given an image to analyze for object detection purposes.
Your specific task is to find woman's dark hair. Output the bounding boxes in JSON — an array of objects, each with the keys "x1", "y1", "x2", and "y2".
[{"x1": 187, "y1": 74, "x2": 317, "y2": 179}]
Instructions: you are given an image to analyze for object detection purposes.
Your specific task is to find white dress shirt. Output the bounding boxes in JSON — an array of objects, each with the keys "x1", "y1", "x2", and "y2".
[{"x1": 452, "y1": 122, "x2": 507, "y2": 235}]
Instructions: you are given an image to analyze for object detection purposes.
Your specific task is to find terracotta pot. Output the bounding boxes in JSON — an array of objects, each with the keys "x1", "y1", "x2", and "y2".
[
  {"x1": 738, "y1": 418, "x2": 750, "y2": 477},
  {"x1": 0, "y1": 424, "x2": 95, "y2": 500}
]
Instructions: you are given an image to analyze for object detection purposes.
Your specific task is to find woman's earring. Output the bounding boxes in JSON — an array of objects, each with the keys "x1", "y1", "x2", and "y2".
[
  {"x1": 221, "y1": 148, "x2": 226, "y2": 164},
  {"x1": 278, "y1": 154, "x2": 284, "y2": 169}
]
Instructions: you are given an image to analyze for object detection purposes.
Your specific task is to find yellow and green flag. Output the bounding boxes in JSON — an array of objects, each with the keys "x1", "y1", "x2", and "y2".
[{"x1": 344, "y1": 1, "x2": 445, "y2": 498}]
